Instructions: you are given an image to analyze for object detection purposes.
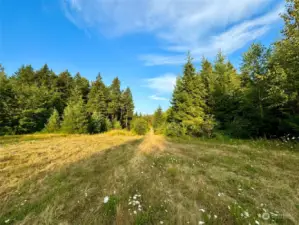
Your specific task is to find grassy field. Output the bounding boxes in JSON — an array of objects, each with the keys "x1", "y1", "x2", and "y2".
[{"x1": 1, "y1": 131, "x2": 298, "y2": 225}]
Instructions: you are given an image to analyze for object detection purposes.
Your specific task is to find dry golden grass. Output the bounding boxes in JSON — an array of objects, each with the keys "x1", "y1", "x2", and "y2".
[
  {"x1": 0, "y1": 132, "x2": 141, "y2": 199},
  {"x1": 1, "y1": 132, "x2": 299, "y2": 225},
  {"x1": 138, "y1": 129, "x2": 166, "y2": 153}
]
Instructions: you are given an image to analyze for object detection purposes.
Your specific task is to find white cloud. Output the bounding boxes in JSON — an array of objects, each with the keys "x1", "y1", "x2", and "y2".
[
  {"x1": 62, "y1": 0, "x2": 284, "y2": 65},
  {"x1": 145, "y1": 73, "x2": 177, "y2": 93},
  {"x1": 149, "y1": 95, "x2": 169, "y2": 101}
]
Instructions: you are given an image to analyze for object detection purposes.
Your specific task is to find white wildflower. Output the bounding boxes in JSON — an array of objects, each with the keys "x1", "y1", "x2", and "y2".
[
  {"x1": 262, "y1": 212, "x2": 270, "y2": 220},
  {"x1": 214, "y1": 215, "x2": 217, "y2": 219},
  {"x1": 5, "y1": 219, "x2": 10, "y2": 223},
  {"x1": 198, "y1": 221, "x2": 205, "y2": 225},
  {"x1": 103, "y1": 196, "x2": 109, "y2": 204},
  {"x1": 160, "y1": 221, "x2": 164, "y2": 224},
  {"x1": 199, "y1": 209, "x2": 205, "y2": 212},
  {"x1": 85, "y1": 192, "x2": 88, "y2": 197},
  {"x1": 255, "y1": 220, "x2": 260, "y2": 225},
  {"x1": 244, "y1": 211, "x2": 249, "y2": 218},
  {"x1": 133, "y1": 210, "x2": 137, "y2": 214}
]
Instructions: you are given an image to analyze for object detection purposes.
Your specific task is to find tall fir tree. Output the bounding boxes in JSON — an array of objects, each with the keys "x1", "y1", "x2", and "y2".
[
  {"x1": 120, "y1": 87, "x2": 134, "y2": 129},
  {"x1": 86, "y1": 73, "x2": 107, "y2": 115},
  {"x1": 108, "y1": 77, "x2": 121, "y2": 120},
  {"x1": 170, "y1": 53, "x2": 207, "y2": 136},
  {"x1": 61, "y1": 90, "x2": 89, "y2": 134},
  {"x1": 73, "y1": 72, "x2": 90, "y2": 102},
  {"x1": 153, "y1": 106, "x2": 164, "y2": 132}
]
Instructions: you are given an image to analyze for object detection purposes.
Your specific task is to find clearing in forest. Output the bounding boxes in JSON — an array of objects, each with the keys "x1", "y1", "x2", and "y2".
[{"x1": 1, "y1": 132, "x2": 299, "y2": 225}]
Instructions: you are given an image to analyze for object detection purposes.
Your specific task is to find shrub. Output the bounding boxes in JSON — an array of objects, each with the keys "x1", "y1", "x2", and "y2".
[
  {"x1": 132, "y1": 118, "x2": 149, "y2": 135},
  {"x1": 105, "y1": 118, "x2": 112, "y2": 131},
  {"x1": 60, "y1": 98, "x2": 88, "y2": 134},
  {"x1": 89, "y1": 112, "x2": 107, "y2": 133},
  {"x1": 164, "y1": 122, "x2": 186, "y2": 137},
  {"x1": 201, "y1": 115, "x2": 217, "y2": 138},
  {"x1": 44, "y1": 108, "x2": 60, "y2": 133},
  {"x1": 112, "y1": 119, "x2": 122, "y2": 129}
]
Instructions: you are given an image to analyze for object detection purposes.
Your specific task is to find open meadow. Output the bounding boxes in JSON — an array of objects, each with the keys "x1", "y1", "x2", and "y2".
[{"x1": 1, "y1": 131, "x2": 298, "y2": 225}]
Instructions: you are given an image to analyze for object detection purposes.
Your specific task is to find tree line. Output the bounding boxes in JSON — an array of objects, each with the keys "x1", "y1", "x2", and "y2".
[
  {"x1": 153, "y1": 0, "x2": 299, "y2": 138},
  {"x1": 0, "y1": 65, "x2": 134, "y2": 135}
]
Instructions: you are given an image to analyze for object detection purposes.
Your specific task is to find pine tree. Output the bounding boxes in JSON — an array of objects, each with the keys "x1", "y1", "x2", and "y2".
[
  {"x1": 200, "y1": 57, "x2": 215, "y2": 112},
  {"x1": 87, "y1": 74, "x2": 107, "y2": 115},
  {"x1": 45, "y1": 108, "x2": 60, "y2": 132},
  {"x1": 120, "y1": 87, "x2": 134, "y2": 129},
  {"x1": 153, "y1": 106, "x2": 163, "y2": 128},
  {"x1": 35, "y1": 64, "x2": 52, "y2": 87},
  {"x1": 170, "y1": 53, "x2": 207, "y2": 136},
  {"x1": 73, "y1": 72, "x2": 90, "y2": 102},
  {"x1": 0, "y1": 65, "x2": 18, "y2": 135},
  {"x1": 108, "y1": 77, "x2": 121, "y2": 120},
  {"x1": 153, "y1": 106, "x2": 165, "y2": 133},
  {"x1": 271, "y1": 0, "x2": 299, "y2": 135},
  {"x1": 14, "y1": 65, "x2": 35, "y2": 85},
  {"x1": 89, "y1": 111, "x2": 107, "y2": 133},
  {"x1": 61, "y1": 93, "x2": 88, "y2": 134}
]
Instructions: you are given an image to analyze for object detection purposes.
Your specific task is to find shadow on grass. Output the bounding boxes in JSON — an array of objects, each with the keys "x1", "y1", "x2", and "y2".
[{"x1": 0, "y1": 138, "x2": 142, "y2": 225}]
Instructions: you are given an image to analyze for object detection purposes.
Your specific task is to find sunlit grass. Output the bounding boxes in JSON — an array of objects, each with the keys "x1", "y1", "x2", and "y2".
[{"x1": 1, "y1": 132, "x2": 298, "y2": 224}]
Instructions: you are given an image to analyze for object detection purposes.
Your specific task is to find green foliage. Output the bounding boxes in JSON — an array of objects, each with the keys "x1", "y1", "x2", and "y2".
[
  {"x1": 120, "y1": 87, "x2": 134, "y2": 129},
  {"x1": 112, "y1": 119, "x2": 122, "y2": 129},
  {"x1": 0, "y1": 64, "x2": 134, "y2": 136},
  {"x1": 169, "y1": 53, "x2": 208, "y2": 136},
  {"x1": 89, "y1": 112, "x2": 107, "y2": 133},
  {"x1": 164, "y1": 122, "x2": 186, "y2": 137},
  {"x1": 132, "y1": 118, "x2": 149, "y2": 135},
  {"x1": 44, "y1": 109, "x2": 60, "y2": 133},
  {"x1": 107, "y1": 77, "x2": 121, "y2": 120},
  {"x1": 61, "y1": 96, "x2": 89, "y2": 134},
  {"x1": 152, "y1": 106, "x2": 165, "y2": 133},
  {"x1": 87, "y1": 74, "x2": 107, "y2": 115}
]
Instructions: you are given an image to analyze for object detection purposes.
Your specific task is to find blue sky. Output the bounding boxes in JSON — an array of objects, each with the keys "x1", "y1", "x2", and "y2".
[{"x1": 1, "y1": 0, "x2": 284, "y2": 114}]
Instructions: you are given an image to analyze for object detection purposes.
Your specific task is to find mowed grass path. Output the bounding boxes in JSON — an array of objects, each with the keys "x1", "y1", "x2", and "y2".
[{"x1": 0, "y1": 132, "x2": 298, "y2": 224}]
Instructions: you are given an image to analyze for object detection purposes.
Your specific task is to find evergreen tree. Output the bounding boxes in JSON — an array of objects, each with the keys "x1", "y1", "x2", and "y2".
[
  {"x1": 108, "y1": 77, "x2": 121, "y2": 120},
  {"x1": 153, "y1": 106, "x2": 164, "y2": 131},
  {"x1": 0, "y1": 65, "x2": 18, "y2": 135},
  {"x1": 73, "y1": 72, "x2": 90, "y2": 102},
  {"x1": 61, "y1": 93, "x2": 88, "y2": 134},
  {"x1": 271, "y1": 0, "x2": 299, "y2": 135},
  {"x1": 86, "y1": 74, "x2": 107, "y2": 115},
  {"x1": 13, "y1": 65, "x2": 35, "y2": 85},
  {"x1": 170, "y1": 53, "x2": 207, "y2": 136},
  {"x1": 35, "y1": 64, "x2": 52, "y2": 87},
  {"x1": 120, "y1": 87, "x2": 134, "y2": 129},
  {"x1": 45, "y1": 108, "x2": 60, "y2": 132},
  {"x1": 89, "y1": 112, "x2": 107, "y2": 133},
  {"x1": 200, "y1": 57, "x2": 215, "y2": 112}
]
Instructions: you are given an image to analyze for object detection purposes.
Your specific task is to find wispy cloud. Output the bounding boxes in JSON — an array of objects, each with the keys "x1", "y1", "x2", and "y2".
[
  {"x1": 149, "y1": 95, "x2": 169, "y2": 101},
  {"x1": 144, "y1": 73, "x2": 177, "y2": 93},
  {"x1": 62, "y1": 0, "x2": 284, "y2": 65}
]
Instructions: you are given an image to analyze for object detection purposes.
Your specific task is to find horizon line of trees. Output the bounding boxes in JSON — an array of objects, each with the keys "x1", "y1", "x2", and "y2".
[
  {"x1": 153, "y1": 0, "x2": 299, "y2": 138},
  {"x1": 0, "y1": 65, "x2": 134, "y2": 135}
]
